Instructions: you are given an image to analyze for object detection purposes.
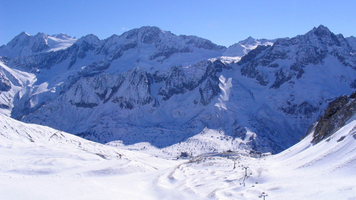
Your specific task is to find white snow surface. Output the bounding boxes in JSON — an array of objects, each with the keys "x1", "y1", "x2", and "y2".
[
  {"x1": 0, "y1": 61, "x2": 37, "y2": 115},
  {"x1": 222, "y1": 37, "x2": 275, "y2": 58},
  {"x1": 215, "y1": 75, "x2": 233, "y2": 110},
  {"x1": 0, "y1": 32, "x2": 76, "y2": 58},
  {"x1": 46, "y1": 33, "x2": 77, "y2": 52},
  {"x1": 1, "y1": 113, "x2": 356, "y2": 199}
]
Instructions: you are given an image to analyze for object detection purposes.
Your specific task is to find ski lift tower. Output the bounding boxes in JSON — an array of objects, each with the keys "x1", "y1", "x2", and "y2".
[
  {"x1": 259, "y1": 192, "x2": 268, "y2": 200},
  {"x1": 242, "y1": 166, "x2": 249, "y2": 177}
]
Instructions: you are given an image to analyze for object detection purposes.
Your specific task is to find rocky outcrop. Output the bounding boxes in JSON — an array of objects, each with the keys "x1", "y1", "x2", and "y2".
[
  {"x1": 157, "y1": 60, "x2": 224, "y2": 101},
  {"x1": 0, "y1": 71, "x2": 11, "y2": 92},
  {"x1": 310, "y1": 92, "x2": 356, "y2": 143},
  {"x1": 237, "y1": 25, "x2": 356, "y2": 87}
]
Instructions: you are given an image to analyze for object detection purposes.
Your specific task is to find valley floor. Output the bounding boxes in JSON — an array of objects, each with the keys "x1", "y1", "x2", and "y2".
[
  {"x1": 1, "y1": 114, "x2": 356, "y2": 199},
  {"x1": 1, "y1": 145, "x2": 355, "y2": 200}
]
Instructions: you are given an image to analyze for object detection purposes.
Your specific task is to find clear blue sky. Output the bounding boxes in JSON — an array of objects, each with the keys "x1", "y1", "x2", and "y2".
[{"x1": 1, "y1": 0, "x2": 356, "y2": 47}]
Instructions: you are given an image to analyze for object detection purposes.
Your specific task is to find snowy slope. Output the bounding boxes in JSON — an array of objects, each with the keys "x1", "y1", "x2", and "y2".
[
  {"x1": 1, "y1": 100, "x2": 355, "y2": 199},
  {"x1": 140, "y1": 94, "x2": 356, "y2": 199},
  {"x1": 0, "y1": 113, "x2": 180, "y2": 199},
  {"x1": 0, "y1": 113, "x2": 173, "y2": 173},
  {"x1": 0, "y1": 60, "x2": 36, "y2": 116},
  {"x1": 148, "y1": 119, "x2": 356, "y2": 200}
]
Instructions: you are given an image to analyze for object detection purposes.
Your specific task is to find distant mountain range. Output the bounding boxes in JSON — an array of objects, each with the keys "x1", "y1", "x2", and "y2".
[{"x1": 0, "y1": 25, "x2": 355, "y2": 154}]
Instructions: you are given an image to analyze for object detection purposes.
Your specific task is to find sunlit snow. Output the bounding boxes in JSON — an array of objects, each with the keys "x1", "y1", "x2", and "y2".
[{"x1": 0, "y1": 114, "x2": 355, "y2": 199}]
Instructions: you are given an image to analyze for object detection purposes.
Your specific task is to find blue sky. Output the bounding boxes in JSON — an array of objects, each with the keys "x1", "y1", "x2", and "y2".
[{"x1": 1, "y1": 0, "x2": 356, "y2": 47}]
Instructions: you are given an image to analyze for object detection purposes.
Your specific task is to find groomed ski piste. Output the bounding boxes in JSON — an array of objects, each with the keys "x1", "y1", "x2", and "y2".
[{"x1": 0, "y1": 113, "x2": 355, "y2": 200}]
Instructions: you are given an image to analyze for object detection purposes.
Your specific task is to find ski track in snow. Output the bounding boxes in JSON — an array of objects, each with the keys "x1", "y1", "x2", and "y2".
[{"x1": 0, "y1": 114, "x2": 356, "y2": 199}]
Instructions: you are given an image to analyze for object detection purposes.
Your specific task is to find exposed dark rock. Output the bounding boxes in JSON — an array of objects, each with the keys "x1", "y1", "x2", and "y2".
[
  {"x1": 77, "y1": 41, "x2": 97, "y2": 59},
  {"x1": 107, "y1": 68, "x2": 154, "y2": 109},
  {"x1": 268, "y1": 63, "x2": 279, "y2": 68},
  {"x1": 311, "y1": 92, "x2": 356, "y2": 143},
  {"x1": 298, "y1": 102, "x2": 318, "y2": 117},
  {"x1": 79, "y1": 60, "x2": 111, "y2": 77},
  {"x1": 281, "y1": 101, "x2": 318, "y2": 119},
  {"x1": 337, "y1": 135, "x2": 346, "y2": 142},
  {"x1": 152, "y1": 70, "x2": 168, "y2": 83},
  {"x1": 111, "y1": 49, "x2": 123, "y2": 61},
  {"x1": 71, "y1": 101, "x2": 98, "y2": 108},
  {"x1": 199, "y1": 78, "x2": 220, "y2": 106},
  {"x1": 121, "y1": 42, "x2": 137, "y2": 51},
  {"x1": 150, "y1": 47, "x2": 192, "y2": 60},
  {"x1": 141, "y1": 27, "x2": 161, "y2": 44},
  {"x1": 112, "y1": 97, "x2": 134, "y2": 110},
  {"x1": 90, "y1": 74, "x2": 125, "y2": 103},
  {"x1": 270, "y1": 68, "x2": 294, "y2": 89},
  {"x1": 290, "y1": 63, "x2": 305, "y2": 79},
  {"x1": 238, "y1": 45, "x2": 269, "y2": 66},
  {"x1": 8, "y1": 50, "x2": 68, "y2": 71},
  {"x1": 179, "y1": 35, "x2": 226, "y2": 51},
  {"x1": 0, "y1": 104, "x2": 9, "y2": 109},
  {"x1": 240, "y1": 62, "x2": 268, "y2": 86},
  {"x1": 350, "y1": 79, "x2": 356, "y2": 89},
  {"x1": 0, "y1": 72, "x2": 11, "y2": 92},
  {"x1": 158, "y1": 60, "x2": 224, "y2": 100}
]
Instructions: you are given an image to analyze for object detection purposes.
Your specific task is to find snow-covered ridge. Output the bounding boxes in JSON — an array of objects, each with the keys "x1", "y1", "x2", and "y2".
[
  {"x1": 0, "y1": 32, "x2": 76, "y2": 58},
  {"x1": 223, "y1": 36, "x2": 277, "y2": 58},
  {"x1": 346, "y1": 36, "x2": 356, "y2": 50},
  {"x1": 1, "y1": 25, "x2": 356, "y2": 155}
]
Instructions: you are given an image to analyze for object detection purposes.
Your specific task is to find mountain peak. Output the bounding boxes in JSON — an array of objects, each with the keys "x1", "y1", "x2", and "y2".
[
  {"x1": 292, "y1": 25, "x2": 343, "y2": 48},
  {"x1": 9, "y1": 31, "x2": 31, "y2": 44},
  {"x1": 223, "y1": 37, "x2": 274, "y2": 57},
  {"x1": 117, "y1": 26, "x2": 169, "y2": 45},
  {"x1": 19, "y1": 31, "x2": 30, "y2": 37},
  {"x1": 312, "y1": 25, "x2": 333, "y2": 37},
  {"x1": 239, "y1": 36, "x2": 256, "y2": 45},
  {"x1": 314, "y1": 24, "x2": 329, "y2": 31},
  {"x1": 138, "y1": 26, "x2": 164, "y2": 33},
  {"x1": 75, "y1": 34, "x2": 100, "y2": 45},
  {"x1": 0, "y1": 32, "x2": 77, "y2": 57},
  {"x1": 126, "y1": 26, "x2": 167, "y2": 36}
]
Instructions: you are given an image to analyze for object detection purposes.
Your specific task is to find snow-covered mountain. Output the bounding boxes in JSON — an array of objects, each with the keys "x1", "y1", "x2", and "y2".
[
  {"x1": 223, "y1": 36, "x2": 276, "y2": 58},
  {"x1": 0, "y1": 25, "x2": 356, "y2": 154},
  {"x1": 1, "y1": 91, "x2": 355, "y2": 199},
  {"x1": 346, "y1": 36, "x2": 356, "y2": 50},
  {"x1": 0, "y1": 32, "x2": 76, "y2": 58}
]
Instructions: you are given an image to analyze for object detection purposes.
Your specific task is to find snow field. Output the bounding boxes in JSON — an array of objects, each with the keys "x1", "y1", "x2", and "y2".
[{"x1": 1, "y1": 105, "x2": 356, "y2": 199}]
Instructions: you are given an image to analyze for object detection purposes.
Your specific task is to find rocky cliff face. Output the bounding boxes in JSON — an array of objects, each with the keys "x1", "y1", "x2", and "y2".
[
  {"x1": 237, "y1": 25, "x2": 356, "y2": 88},
  {"x1": 309, "y1": 91, "x2": 356, "y2": 143}
]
